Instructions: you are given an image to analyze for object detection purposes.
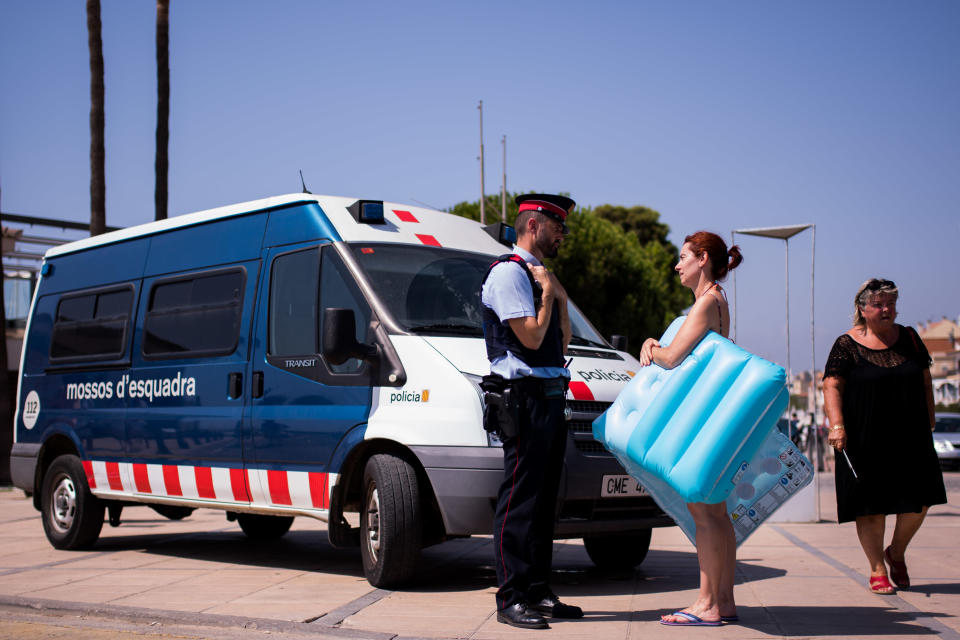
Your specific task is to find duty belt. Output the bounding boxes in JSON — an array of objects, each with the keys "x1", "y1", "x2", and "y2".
[
  {"x1": 481, "y1": 375, "x2": 568, "y2": 439},
  {"x1": 509, "y1": 376, "x2": 569, "y2": 399}
]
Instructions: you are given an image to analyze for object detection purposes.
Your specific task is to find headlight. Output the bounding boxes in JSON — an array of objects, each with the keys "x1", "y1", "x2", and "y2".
[
  {"x1": 933, "y1": 439, "x2": 951, "y2": 453},
  {"x1": 462, "y1": 373, "x2": 503, "y2": 447}
]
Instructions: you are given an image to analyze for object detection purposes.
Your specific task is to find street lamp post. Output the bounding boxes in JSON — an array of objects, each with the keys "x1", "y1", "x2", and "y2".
[{"x1": 732, "y1": 224, "x2": 818, "y2": 518}]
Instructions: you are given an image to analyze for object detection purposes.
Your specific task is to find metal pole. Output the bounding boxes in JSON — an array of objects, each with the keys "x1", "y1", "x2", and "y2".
[
  {"x1": 785, "y1": 237, "x2": 791, "y2": 386},
  {"x1": 811, "y1": 226, "x2": 817, "y2": 427},
  {"x1": 785, "y1": 238, "x2": 792, "y2": 443},
  {"x1": 811, "y1": 225, "x2": 820, "y2": 518},
  {"x1": 731, "y1": 231, "x2": 737, "y2": 343},
  {"x1": 478, "y1": 100, "x2": 485, "y2": 225},
  {"x1": 501, "y1": 135, "x2": 507, "y2": 222}
]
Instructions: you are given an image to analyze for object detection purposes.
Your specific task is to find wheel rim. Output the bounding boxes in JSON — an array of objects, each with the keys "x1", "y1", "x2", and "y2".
[
  {"x1": 49, "y1": 474, "x2": 77, "y2": 534},
  {"x1": 364, "y1": 483, "x2": 381, "y2": 563}
]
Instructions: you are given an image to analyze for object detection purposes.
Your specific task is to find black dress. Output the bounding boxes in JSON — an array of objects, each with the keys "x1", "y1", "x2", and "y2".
[{"x1": 824, "y1": 325, "x2": 946, "y2": 523}]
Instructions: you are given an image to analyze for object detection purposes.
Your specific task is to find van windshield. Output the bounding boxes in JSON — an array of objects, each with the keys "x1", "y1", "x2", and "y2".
[{"x1": 348, "y1": 243, "x2": 609, "y2": 348}]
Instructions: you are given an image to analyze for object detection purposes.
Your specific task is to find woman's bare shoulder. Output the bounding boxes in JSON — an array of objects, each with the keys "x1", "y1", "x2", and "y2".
[{"x1": 698, "y1": 289, "x2": 726, "y2": 334}]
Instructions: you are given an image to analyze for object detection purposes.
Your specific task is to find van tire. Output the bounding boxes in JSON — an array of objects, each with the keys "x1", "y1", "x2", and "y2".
[
  {"x1": 236, "y1": 514, "x2": 294, "y2": 540},
  {"x1": 583, "y1": 529, "x2": 652, "y2": 569},
  {"x1": 360, "y1": 454, "x2": 422, "y2": 588},
  {"x1": 41, "y1": 454, "x2": 105, "y2": 550}
]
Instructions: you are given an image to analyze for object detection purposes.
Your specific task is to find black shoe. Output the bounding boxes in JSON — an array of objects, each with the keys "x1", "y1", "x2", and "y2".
[
  {"x1": 497, "y1": 603, "x2": 549, "y2": 629},
  {"x1": 530, "y1": 593, "x2": 583, "y2": 619}
]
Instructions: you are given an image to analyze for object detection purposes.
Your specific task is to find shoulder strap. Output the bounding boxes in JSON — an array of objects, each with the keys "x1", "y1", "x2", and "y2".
[
  {"x1": 481, "y1": 253, "x2": 543, "y2": 310},
  {"x1": 482, "y1": 254, "x2": 539, "y2": 291},
  {"x1": 708, "y1": 283, "x2": 724, "y2": 327}
]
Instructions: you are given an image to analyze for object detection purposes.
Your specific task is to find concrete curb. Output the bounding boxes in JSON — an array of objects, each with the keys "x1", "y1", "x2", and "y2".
[{"x1": 0, "y1": 594, "x2": 399, "y2": 639}]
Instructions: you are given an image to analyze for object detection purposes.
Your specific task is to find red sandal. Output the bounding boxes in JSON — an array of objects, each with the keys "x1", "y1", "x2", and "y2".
[
  {"x1": 869, "y1": 575, "x2": 896, "y2": 595},
  {"x1": 884, "y1": 546, "x2": 910, "y2": 589}
]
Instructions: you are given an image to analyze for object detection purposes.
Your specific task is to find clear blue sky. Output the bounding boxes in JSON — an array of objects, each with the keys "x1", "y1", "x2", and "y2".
[{"x1": 2, "y1": 1, "x2": 958, "y2": 372}]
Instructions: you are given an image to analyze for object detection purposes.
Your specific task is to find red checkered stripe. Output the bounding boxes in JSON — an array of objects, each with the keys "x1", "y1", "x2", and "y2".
[
  {"x1": 81, "y1": 460, "x2": 333, "y2": 511},
  {"x1": 391, "y1": 209, "x2": 441, "y2": 247},
  {"x1": 568, "y1": 381, "x2": 595, "y2": 401}
]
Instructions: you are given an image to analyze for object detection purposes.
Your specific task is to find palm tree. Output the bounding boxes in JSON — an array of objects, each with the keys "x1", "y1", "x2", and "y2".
[
  {"x1": 155, "y1": 0, "x2": 169, "y2": 221},
  {"x1": 87, "y1": 0, "x2": 105, "y2": 236}
]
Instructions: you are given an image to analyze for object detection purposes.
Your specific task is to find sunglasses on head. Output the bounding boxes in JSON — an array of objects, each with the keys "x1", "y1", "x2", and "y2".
[{"x1": 865, "y1": 279, "x2": 895, "y2": 291}]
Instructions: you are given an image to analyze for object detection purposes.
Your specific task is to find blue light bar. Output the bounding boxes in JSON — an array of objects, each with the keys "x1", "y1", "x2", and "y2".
[{"x1": 347, "y1": 200, "x2": 386, "y2": 225}]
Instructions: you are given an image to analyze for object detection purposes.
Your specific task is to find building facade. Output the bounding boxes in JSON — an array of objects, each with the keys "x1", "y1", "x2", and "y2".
[{"x1": 917, "y1": 317, "x2": 960, "y2": 406}]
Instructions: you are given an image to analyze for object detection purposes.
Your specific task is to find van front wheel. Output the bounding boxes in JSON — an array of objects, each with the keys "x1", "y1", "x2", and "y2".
[
  {"x1": 360, "y1": 454, "x2": 422, "y2": 587},
  {"x1": 41, "y1": 454, "x2": 105, "y2": 550}
]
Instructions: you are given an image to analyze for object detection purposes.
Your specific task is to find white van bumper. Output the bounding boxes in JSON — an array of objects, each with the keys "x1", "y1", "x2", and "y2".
[
  {"x1": 411, "y1": 444, "x2": 676, "y2": 539},
  {"x1": 409, "y1": 445, "x2": 503, "y2": 536}
]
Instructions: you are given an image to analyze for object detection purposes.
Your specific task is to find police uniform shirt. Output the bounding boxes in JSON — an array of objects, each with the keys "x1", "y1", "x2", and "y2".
[{"x1": 480, "y1": 245, "x2": 569, "y2": 381}]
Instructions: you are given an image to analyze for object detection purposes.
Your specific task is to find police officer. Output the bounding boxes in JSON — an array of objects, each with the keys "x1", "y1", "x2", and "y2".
[{"x1": 480, "y1": 193, "x2": 583, "y2": 629}]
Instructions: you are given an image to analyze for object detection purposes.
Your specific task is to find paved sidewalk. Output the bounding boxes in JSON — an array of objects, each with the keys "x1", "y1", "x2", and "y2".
[{"x1": 0, "y1": 474, "x2": 958, "y2": 639}]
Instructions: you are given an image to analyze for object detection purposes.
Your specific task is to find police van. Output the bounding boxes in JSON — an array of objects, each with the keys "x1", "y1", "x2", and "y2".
[{"x1": 10, "y1": 194, "x2": 672, "y2": 587}]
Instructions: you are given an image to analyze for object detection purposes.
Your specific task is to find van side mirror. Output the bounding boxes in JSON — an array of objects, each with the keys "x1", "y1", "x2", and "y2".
[
  {"x1": 322, "y1": 308, "x2": 377, "y2": 365},
  {"x1": 610, "y1": 334, "x2": 628, "y2": 351}
]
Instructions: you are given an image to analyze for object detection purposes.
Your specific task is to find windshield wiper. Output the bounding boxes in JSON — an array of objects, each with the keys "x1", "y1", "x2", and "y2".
[
  {"x1": 408, "y1": 323, "x2": 484, "y2": 335},
  {"x1": 569, "y1": 336, "x2": 610, "y2": 349}
]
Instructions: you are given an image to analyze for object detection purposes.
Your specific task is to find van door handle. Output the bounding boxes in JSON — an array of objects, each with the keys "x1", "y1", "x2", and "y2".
[
  {"x1": 252, "y1": 371, "x2": 264, "y2": 399},
  {"x1": 228, "y1": 372, "x2": 243, "y2": 399}
]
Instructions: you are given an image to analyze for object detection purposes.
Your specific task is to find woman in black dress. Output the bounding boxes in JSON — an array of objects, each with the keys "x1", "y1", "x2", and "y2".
[{"x1": 823, "y1": 278, "x2": 946, "y2": 594}]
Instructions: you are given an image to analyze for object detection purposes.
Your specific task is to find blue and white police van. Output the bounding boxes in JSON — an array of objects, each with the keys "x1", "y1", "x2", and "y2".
[{"x1": 10, "y1": 194, "x2": 672, "y2": 586}]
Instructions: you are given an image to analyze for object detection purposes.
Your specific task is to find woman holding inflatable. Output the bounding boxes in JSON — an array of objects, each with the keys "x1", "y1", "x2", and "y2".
[
  {"x1": 823, "y1": 279, "x2": 945, "y2": 594},
  {"x1": 639, "y1": 231, "x2": 743, "y2": 627}
]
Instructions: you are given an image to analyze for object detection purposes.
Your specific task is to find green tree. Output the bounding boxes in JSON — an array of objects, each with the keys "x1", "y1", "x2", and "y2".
[
  {"x1": 593, "y1": 204, "x2": 672, "y2": 247},
  {"x1": 589, "y1": 203, "x2": 689, "y2": 343},
  {"x1": 548, "y1": 210, "x2": 687, "y2": 354},
  {"x1": 447, "y1": 191, "x2": 532, "y2": 226}
]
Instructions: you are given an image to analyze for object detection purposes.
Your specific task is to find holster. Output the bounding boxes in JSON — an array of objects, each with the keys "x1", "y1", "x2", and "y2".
[
  {"x1": 481, "y1": 374, "x2": 568, "y2": 439},
  {"x1": 481, "y1": 374, "x2": 520, "y2": 439}
]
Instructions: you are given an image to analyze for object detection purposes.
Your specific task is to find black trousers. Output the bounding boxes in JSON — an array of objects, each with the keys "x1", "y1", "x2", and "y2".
[{"x1": 493, "y1": 380, "x2": 568, "y2": 610}]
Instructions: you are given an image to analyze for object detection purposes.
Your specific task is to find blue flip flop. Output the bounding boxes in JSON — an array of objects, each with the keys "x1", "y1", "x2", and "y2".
[
  {"x1": 720, "y1": 615, "x2": 739, "y2": 623},
  {"x1": 660, "y1": 611, "x2": 722, "y2": 626}
]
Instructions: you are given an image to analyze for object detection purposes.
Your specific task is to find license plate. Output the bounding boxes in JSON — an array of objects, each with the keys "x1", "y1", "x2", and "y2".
[{"x1": 600, "y1": 474, "x2": 646, "y2": 497}]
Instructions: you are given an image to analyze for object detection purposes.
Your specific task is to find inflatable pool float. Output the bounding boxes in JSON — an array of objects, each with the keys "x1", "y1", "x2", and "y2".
[{"x1": 592, "y1": 316, "x2": 812, "y2": 544}]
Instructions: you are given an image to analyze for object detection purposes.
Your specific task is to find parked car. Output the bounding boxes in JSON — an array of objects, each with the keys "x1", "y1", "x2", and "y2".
[{"x1": 933, "y1": 412, "x2": 960, "y2": 471}]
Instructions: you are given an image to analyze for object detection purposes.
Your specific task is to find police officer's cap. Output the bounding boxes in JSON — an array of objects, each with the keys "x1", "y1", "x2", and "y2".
[{"x1": 515, "y1": 193, "x2": 575, "y2": 234}]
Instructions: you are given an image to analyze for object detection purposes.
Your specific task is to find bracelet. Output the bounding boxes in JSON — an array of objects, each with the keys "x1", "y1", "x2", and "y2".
[{"x1": 830, "y1": 424, "x2": 845, "y2": 431}]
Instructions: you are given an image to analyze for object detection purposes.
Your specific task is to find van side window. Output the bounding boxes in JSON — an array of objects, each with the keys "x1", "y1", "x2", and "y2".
[
  {"x1": 319, "y1": 248, "x2": 370, "y2": 374},
  {"x1": 269, "y1": 249, "x2": 319, "y2": 356},
  {"x1": 143, "y1": 269, "x2": 245, "y2": 357},
  {"x1": 50, "y1": 287, "x2": 134, "y2": 361}
]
